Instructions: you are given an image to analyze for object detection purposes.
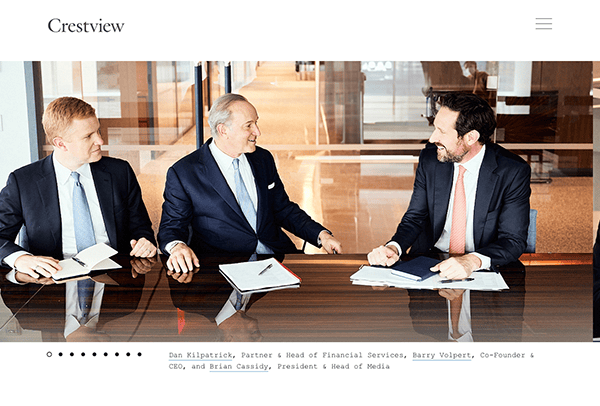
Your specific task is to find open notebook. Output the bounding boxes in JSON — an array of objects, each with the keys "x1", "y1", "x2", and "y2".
[{"x1": 52, "y1": 243, "x2": 121, "y2": 281}]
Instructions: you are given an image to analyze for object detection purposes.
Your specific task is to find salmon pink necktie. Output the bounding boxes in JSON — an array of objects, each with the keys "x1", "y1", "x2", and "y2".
[{"x1": 449, "y1": 165, "x2": 467, "y2": 254}]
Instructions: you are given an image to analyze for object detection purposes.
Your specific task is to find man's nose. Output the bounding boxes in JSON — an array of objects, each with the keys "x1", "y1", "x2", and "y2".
[{"x1": 429, "y1": 129, "x2": 439, "y2": 144}]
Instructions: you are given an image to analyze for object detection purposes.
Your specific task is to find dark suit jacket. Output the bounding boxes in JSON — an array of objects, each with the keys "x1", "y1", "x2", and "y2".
[
  {"x1": 391, "y1": 142, "x2": 531, "y2": 268},
  {"x1": 157, "y1": 138, "x2": 325, "y2": 255},
  {"x1": 0, "y1": 154, "x2": 155, "y2": 264}
]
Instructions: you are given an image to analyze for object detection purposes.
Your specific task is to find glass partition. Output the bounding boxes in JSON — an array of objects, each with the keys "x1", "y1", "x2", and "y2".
[{"x1": 35, "y1": 60, "x2": 593, "y2": 254}]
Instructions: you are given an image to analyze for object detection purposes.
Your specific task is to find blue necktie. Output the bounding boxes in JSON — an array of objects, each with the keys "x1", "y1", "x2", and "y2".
[
  {"x1": 78, "y1": 279, "x2": 95, "y2": 322},
  {"x1": 71, "y1": 171, "x2": 96, "y2": 322},
  {"x1": 232, "y1": 159, "x2": 272, "y2": 254},
  {"x1": 234, "y1": 291, "x2": 243, "y2": 311},
  {"x1": 71, "y1": 172, "x2": 96, "y2": 252}
]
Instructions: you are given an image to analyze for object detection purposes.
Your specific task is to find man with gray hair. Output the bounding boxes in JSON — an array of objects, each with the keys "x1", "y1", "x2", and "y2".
[{"x1": 158, "y1": 93, "x2": 342, "y2": 273}]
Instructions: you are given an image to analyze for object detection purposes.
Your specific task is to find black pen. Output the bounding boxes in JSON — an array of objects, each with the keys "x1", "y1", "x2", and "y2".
[
  {"x1": 258, "y1": 263, "x2": 273, "y2": 276},
  {"x1": 440, "y1": 277, "x2": 474, "y2": 284}
]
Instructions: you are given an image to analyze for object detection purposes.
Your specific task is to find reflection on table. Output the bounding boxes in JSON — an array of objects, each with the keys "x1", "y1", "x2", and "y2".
[{"x1": 0, "y1": 253, "x2": 591, "y2": 342}]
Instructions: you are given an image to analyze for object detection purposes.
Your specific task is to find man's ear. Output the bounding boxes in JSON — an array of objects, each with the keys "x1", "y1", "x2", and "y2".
[
  {"x1": 216, "y1": 123, "x2": 228, "y2": 138},
  {"x1": 52, "y1": 136, "x2": 67, "y2": 151},
  {"x1": 464, "y1": 130, "x2": 480, "y2": 146}
]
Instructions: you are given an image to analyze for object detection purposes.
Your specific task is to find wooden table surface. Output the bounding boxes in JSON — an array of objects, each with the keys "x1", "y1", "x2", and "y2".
[{"x1": 0, "y1": 253, "x2": 592, "y2": 342}]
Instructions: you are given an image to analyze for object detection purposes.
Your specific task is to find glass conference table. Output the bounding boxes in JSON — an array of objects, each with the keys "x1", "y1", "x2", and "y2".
[{"x1": 0, "y1": 253, "x2": 591, "y2": 342}]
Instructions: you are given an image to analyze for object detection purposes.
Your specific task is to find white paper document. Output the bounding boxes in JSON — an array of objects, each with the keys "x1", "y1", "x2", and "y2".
[
  {"x1": 218, "y1": 257, "x2": 301, "y2": 294},
  {"x1": 52, "y1": 243, "x2": 121, "y2": 280},
  {"x1": 351, "y1": 265, "x2": 509, "y2": 291}
]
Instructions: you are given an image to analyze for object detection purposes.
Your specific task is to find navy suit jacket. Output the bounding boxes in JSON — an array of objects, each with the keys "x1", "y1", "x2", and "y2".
[
  {"x1": 391, "y1": 142, "x2": 531, "y2": 268},
  {"x1": 157, "y1": 138, "x2": 326, "y2": 255},
  {"x1": 0, "y1": 154, "x2": 155, "y2": 264}
]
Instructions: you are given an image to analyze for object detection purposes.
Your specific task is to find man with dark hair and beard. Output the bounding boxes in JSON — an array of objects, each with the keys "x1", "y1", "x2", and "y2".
[{"x1": 368, "y1": 92, "x2": 531, "y2": 279}]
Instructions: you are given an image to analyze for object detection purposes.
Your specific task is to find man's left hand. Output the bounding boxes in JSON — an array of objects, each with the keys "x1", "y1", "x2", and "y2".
[
  {"x1": 319, "y1": 230, "x2": 343, "y2": 254},
  {"x1": 130, "y1": 238, "x2": 157, "y2": 258},
  {"x1": 430, "y1": 253, "x2": 482, "y2": 280}
]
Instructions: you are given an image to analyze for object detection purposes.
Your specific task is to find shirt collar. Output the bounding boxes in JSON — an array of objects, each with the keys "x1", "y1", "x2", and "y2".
[
  {"x1": 209, "y1": 138, "x2": 248, "y2": 170},
  {"x1": 455, "y1": 143, "x2": 486, "y2": 174},
  {"x1": 52, "y1": 153, "x2": 92, "y2": 186}
]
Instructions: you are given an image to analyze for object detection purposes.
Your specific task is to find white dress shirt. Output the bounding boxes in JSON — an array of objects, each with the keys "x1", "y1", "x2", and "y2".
[{"x1": 208, "y1": 140, "x2": 258, "y2": 209}]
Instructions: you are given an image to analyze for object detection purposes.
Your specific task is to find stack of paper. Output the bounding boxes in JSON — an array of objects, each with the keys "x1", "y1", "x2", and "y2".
[
  {"x1": 52, "y1": 243, "x2": 121, "y2": 281},
  {"x1": 351, "y1": 263, "x2": 509, "y2": 291},
  {"x1": 218, "y1": 257, "x2": 301, "y2": 294}
]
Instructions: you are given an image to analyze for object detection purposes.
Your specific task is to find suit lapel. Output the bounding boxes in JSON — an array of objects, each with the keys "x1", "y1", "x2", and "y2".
[
  {"x1": 473, "y1": 145, "x2": 499, "y2": 248},
  {"x1": 433, "y1": 161, "x2": 453, "y2": 240},
  {"x1": 91, "y1": 160, "x2": 117, "y2": 248},
  {"x1": 201, "y1": 140, "x2": 247, "y2": 224},
  {"x1": 36, "y1": 156, "x2": 61, "y2": 250}
]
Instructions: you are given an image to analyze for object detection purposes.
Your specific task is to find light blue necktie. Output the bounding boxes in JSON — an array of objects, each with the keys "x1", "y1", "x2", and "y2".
[
  {"x1": 78, "y1": 279, "x2": 94, "y2": 322},
  {"x1": 234, "y1": 291, "x2": 243, "y2": 311},
  {"x1": 71, "y1": 171, "x2": 96, "y2": 252},
  {"x1": 71, "y1": 171, "x2": 96, "y2": 321},
  {"x1": 232, "y1": 159, "x2": 272, "y2": 254}
]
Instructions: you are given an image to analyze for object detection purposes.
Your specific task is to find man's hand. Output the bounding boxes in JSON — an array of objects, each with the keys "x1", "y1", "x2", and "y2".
[
  {"x1": 167, "y1": 267, "x2": 199, "y2": 284},
  {"x1": 130, "y1": 238, "x2": 157, "y2": 258},
  {"x1": 430, "y1": 253, "x2": 482, "y2": 280},
  {"x1": 437, "y1": 288, "x2": 465, "y2": 301},
  {"x1": 166, "y1": 242, "x2": 200, "y2": 273},
  {"x1": 14, "y1": 254, "x2": 61, "y2": 279},
  {"x1": 367, "y1": 245, "x2": 400, "y2": 267},
  {"x1": 319, "y1": 230, "x2": 343, "y2": 254},
  {"x1": 15, "y1": 272, "x2": 56, "y2": 285},
  {"x1": 130, "y1": 255, "x2": 158, "y2": 278}
]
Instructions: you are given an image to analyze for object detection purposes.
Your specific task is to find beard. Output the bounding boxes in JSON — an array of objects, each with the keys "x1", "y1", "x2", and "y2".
[{"x1": 435, "y1": 141, "x2": 469, "y2": 163}]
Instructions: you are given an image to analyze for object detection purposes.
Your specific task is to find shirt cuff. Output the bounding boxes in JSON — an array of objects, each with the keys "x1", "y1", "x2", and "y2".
[
  {"x1": 385, "y1": 241, "x2": 403, "y2": 256},
  {"x1": 165, "y1": 240, "x2": 186, "y2": 255},
  {"x1": 4, "y1": 250, "x2": 30, "y2": 269},
  {"x1": 471, "y1": 252, "x2": 491, "y2": 270},
  {"x1": 4, "y1": 251, "x2": 31, "y2": 285},
  {"x1": 5, "y1": 269, "x2": 24, "y2": 285}
]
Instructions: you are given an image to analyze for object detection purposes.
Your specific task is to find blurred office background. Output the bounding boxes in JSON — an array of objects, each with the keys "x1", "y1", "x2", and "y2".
[{"x1": 0, "y1": 61, "x2": 595, "y2": 254}]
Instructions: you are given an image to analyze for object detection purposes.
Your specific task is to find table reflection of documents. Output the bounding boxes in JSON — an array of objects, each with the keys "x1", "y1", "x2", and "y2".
[
  {"x1": 168, "y1": 262, "x2": 266, "y2": 342},
  {"x1": 407, "y1": 263, "x2": 526, "y2": 341}
]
